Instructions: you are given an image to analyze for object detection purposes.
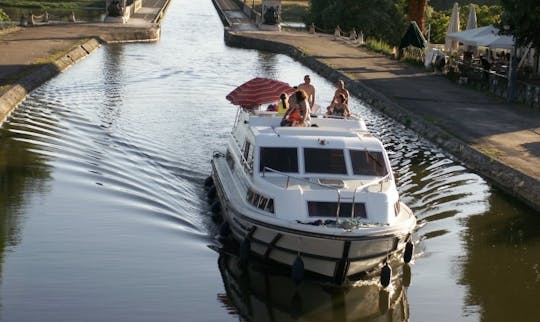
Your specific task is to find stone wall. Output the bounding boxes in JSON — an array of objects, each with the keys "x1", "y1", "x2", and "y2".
[
  {"x1": 0, "y1": 39, "x2": 101, "y2": 125},
  {"x1": 224, "y1": 31, "x2": 540, "y2": 212}
]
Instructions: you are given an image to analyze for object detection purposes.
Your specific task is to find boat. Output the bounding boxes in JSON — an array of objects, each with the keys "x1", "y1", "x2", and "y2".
[{"x1": 207, "y1": 78, "x2": 416, "y2": 286}]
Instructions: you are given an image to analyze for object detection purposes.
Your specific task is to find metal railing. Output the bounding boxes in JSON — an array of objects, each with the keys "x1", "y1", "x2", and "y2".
[{"x1": 262, "y1": 166, "x2": 390, "y2": 221}]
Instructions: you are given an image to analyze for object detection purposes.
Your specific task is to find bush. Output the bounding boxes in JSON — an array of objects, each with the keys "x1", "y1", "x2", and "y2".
[{"x1": 0, "y1": 9, "x2": 9, "y2": 22}]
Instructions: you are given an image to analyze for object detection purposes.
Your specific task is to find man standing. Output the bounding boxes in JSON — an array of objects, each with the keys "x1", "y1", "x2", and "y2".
[{"x1": 297, "y1": 75, "x2": 316, "y2": 109}]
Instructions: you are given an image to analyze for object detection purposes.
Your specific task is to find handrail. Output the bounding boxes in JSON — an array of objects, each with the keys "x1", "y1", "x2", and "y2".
[
  {"x1": 262, "y1": 166, "x2": 341, "y2": 190},
  {"x1": 262, "y1": 166, "x2": 390, "y2": 221}
]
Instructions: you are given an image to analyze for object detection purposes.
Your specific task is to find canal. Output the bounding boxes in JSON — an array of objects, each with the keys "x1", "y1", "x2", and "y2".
[{"x1": 1, "y1": 0, "x2": 540, "y2": 321}]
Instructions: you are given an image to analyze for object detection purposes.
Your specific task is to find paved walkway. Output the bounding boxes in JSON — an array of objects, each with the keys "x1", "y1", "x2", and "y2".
[
  {"x1": 215, "y1": 0, "x2": 540, "y2": 211},
  {"x1": 0, "y1": 0, "x2": 168, "y2": 89}
]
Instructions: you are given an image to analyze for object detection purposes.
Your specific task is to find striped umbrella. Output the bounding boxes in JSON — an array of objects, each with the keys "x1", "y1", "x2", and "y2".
[{"x1": 226, "y1": 77, "x2": 297, "y2": 107}]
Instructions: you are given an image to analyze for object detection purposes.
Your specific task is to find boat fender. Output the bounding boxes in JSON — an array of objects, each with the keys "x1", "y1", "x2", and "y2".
[
  {"x1": 404, "y1": 241, "x2": 414, "y2": 263},
  {"x1": 204, "y1": 176, "x2": 214, "y2": 188},
  {"x1": 380, "y1": 263, "x2": 392, "y2": 288},
  {"x1": 219, "y1": 222, "x2": 230, "y2": 238},
  {"x1": 211, "y1": 200, "x2": 221, "y2": 214},
  {"x1": 207, "y1": 186, "x2": 217, "y2": 200},
  {"x1": 239, "y1": 238, "x2": 251, "y2": 268},
  {"x1": 291, "y1": 255, "x2": 305, "y2": 285}
]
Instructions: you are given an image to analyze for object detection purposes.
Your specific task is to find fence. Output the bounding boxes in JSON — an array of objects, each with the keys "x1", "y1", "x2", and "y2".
[{"x1": 447, "y1": 59, "x2": 540, "y2": 109}]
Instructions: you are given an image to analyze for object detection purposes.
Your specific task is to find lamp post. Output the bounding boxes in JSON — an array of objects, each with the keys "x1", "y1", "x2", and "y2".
[{"x1": 504, "y1": 24, "x2": 517, "y2": 102}]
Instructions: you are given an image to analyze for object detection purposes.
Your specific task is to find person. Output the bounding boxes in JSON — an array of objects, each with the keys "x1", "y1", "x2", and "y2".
[
  {"x1": 282, "y1": 90, "x2": 310, "y2": 127},
  {"x1": 277, "y1": 93, "x2": 289, "y2": 115},
  {"x1": 330, "y1": 80, "x2": 349, "y2": 105},
  {"x1": 326, "y1": 93, "x2": 350, "y2": 118},
  {"x1": 297, "y1": 75, "x2": 316, "y2": 109}
]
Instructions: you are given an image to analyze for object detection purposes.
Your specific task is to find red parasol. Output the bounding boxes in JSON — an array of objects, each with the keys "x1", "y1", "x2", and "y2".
[{"x1": 226, "y1": 77, "x2": 297, "y2": 107}]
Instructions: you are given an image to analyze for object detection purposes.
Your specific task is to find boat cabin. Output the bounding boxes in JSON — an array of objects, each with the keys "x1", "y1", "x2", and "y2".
[{"x1": 224, "y1": 109, "x2": 401, "y2": 226}]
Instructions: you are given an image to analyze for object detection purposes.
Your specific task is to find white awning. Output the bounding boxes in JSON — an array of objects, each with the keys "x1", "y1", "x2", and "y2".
[{"x1": 446, "y1": 25, "x2": 515, "y2": 49}]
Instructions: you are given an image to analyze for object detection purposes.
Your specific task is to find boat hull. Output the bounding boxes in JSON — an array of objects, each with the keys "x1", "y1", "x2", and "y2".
[{"x1": 211, "y1": 159, "x2": 416, "y2": 284}]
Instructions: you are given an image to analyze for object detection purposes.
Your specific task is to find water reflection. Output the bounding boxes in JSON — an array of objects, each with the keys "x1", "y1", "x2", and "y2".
[
  {"x1": 0, "y1": 113, "x2": 53, "y2": 293},
  {"x1": 461, "y1": 193, "x2": 540, "y2": 321},
  {"x1": 99, "y1": 45, "x2": 125, "y2": 129},
  {"x1": 216, "y1": 249, "x2": 410, "y2": 322}
]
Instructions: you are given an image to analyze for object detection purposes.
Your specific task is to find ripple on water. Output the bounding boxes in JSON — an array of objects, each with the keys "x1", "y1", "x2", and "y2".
[{"x1": 4, "y1": 91, "x2": 212, "y2": 237}]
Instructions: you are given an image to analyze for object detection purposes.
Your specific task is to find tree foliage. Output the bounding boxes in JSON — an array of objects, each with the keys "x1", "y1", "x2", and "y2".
[
  {"x1": 307, "y1": 0, "x2": 408, "y2": 45},
  {"x1": 0, "y1": 9, "x2": 9, "y2": 22},
  {"x1": 425, "y1": 4, "x2": 502, "y2": 45},
  {"x1": 499, "y1": 0, "x2": 540, "y2": 49}
]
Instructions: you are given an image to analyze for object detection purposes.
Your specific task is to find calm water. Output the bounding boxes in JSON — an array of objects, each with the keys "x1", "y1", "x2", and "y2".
[{"x1": 1, "y1": 1, "x2": 540, "y2": 321}]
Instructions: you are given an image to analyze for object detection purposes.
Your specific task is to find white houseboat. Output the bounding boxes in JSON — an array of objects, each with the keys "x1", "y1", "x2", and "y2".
[{"x1": 208, "y1": 81, "x2": 416, "y2": 286}]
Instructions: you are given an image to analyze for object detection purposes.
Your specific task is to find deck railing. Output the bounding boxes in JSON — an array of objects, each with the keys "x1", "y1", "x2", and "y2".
[{"x1": 262, "y1": 166, "x2": 390, "y2": 220}]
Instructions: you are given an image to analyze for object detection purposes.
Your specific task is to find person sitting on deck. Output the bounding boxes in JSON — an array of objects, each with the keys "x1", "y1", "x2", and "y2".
[
  {"x1": 297, "y1": 75, "x2": 316, "y2": 109},
  {"x1": 326, "y1": 93, "x2": 350, "y2": 118},
  {"x1": 277, "y1": 93, "x2": 289, "y2": 115},
  {"x1": 282, "y1": 90, "x2": 310, "y2": 127},
  {"x1": 329, "y1": 79, "x2": 349, "y2": 106}
]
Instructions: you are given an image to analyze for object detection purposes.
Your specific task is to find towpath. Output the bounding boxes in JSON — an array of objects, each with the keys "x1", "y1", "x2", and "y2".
[
  {"x1": 0, "y1": 0, "x2": 169, "y2": 90},
  {"x1": 214, "y1": 0, "x2": 540, "y2": 211}
]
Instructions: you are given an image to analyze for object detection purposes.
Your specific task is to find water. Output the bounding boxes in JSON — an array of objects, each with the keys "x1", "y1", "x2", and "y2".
[{"x1": 1, "y1": 0, "x2": 540, "y2": 321}]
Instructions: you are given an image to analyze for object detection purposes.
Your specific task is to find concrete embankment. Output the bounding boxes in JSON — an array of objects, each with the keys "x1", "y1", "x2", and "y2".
[
  {"x1": 0, "y1": 0, "x2": 169, "y2": 125},
  {"x1": 0, "y1": 38, "x2": 101, "y2": 123},
  {"x1": 223, "y1": 30, "x2": 540, "y2": 212}
]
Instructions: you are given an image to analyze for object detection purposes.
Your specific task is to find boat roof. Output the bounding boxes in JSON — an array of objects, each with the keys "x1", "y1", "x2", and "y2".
[
  {"x1": 252, "y1": 125, "x2": 384, "y2": 150},
  {"x1": 239, "y1": 110, "x2": 385, "y2": 151}
]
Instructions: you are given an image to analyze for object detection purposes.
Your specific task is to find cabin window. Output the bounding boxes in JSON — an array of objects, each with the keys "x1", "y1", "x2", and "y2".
[
  {"x1": 259, "y1": 147, "x2": 298, "y2": 173},
  {"x1": 350, "y1": 150, "x2": 388, "y2": 176},
  {"x1": 307, "y1": 202, "x2": 367, "y2": 218},
  {"x1": 304, "y1": 148, "x2": 347, "y2": 174},
  {"x1": 242, "y1": 140, "x2": 254, "y2": 172},
  {"x1": 246, "y1": 188, "x2": 275, "y2": 214}
]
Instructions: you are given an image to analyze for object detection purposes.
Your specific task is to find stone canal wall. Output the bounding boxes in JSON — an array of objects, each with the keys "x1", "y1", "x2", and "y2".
[
  {"x1": 224, "y1": 31, "x2": 540, "y2": 212},
  {"x1": 0, "y1": 38, "x2": 101, "y2": 125}
]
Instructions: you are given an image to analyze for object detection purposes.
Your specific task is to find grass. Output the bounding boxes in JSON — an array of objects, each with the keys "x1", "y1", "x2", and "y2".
[{"x1": 364, "y1": 38, "x2": 394, "y2": 56}]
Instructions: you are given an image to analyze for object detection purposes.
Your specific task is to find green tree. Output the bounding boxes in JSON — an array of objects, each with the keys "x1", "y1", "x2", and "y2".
[
  {"x1": 307, "y1": 0, "x2": 407, "y2": 44},
  {"x1": 475, "y1": 5, "x2": 502, "y2": 27},
  {"x1": 0, "y1": 9, "x2": 9, "y2": 22},
  {"x1": 424, "y1": 3, "x2": 502, "y2": 45},
  {"x1": 499, "y1": 0, "x2": 540, "y2": 49},
  {"x1": 425, "y1": 8, "x2": 449, "y2": 44}
]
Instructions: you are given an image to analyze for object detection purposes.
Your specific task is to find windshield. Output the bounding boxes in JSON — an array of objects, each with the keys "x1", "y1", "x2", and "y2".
[
  {"x1": 304, "y1": 148, "x2": 347, "y2": 174},
  {"x1": 259, "y1": 147, "x2": 298, "y2": 173},
  {"x1": 350, "y1": 150, "x2": 388, "y2": 176}
]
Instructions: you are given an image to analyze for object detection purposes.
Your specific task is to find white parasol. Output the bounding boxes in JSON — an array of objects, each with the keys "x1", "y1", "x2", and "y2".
[{"x1": 445, "y1": 2, "x2": 460, "y2": 52}]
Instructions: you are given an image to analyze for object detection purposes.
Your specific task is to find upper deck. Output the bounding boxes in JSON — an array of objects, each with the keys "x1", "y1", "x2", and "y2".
[{"x1": 234, "y1": 109, "x2": 384, "y2": 150}]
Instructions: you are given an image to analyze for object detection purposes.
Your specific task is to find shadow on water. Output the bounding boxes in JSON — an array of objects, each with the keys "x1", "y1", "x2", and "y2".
[{"x1": 216, "y1": 249, "x2": 410, "y2": 322}]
